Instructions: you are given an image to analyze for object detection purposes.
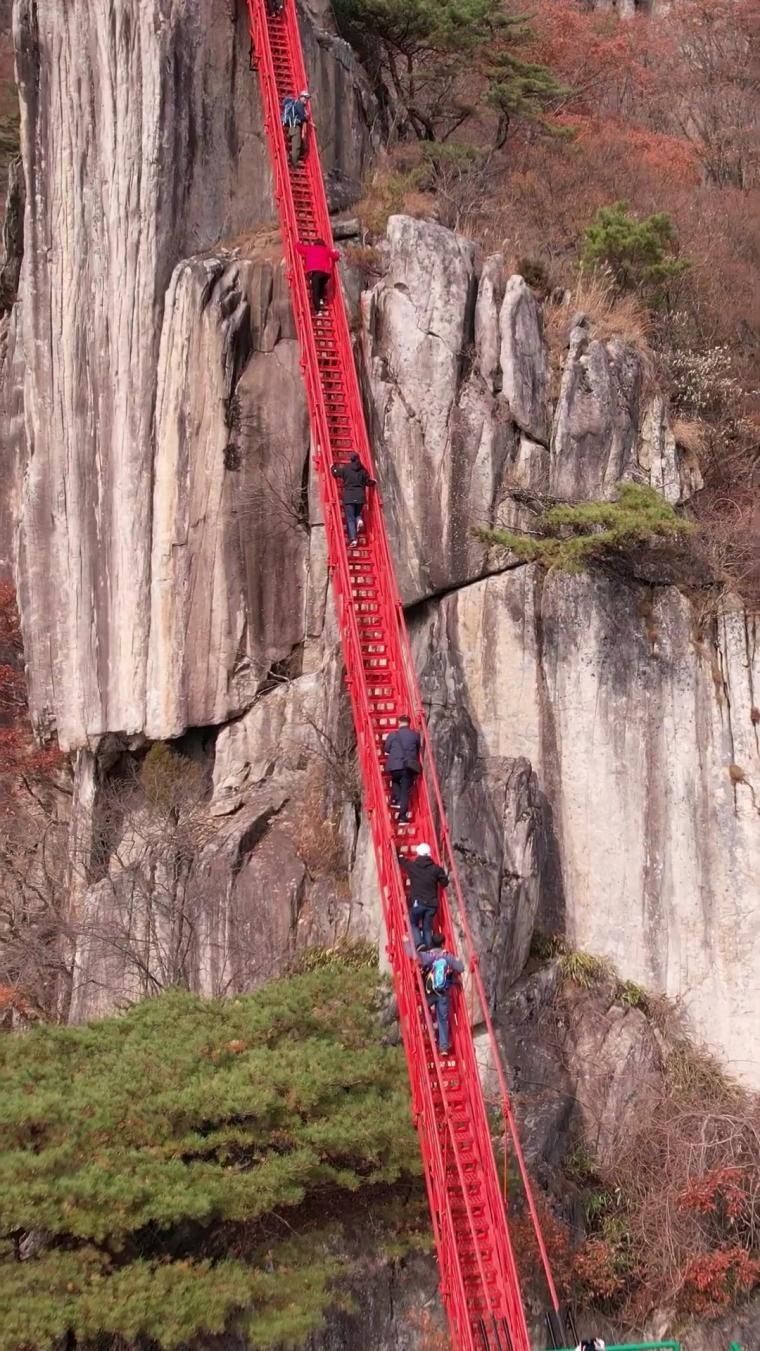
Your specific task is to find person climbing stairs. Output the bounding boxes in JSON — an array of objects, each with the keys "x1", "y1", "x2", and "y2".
[{"x1": 245, "y1": 0, "x2": 563, "y2": 1345}]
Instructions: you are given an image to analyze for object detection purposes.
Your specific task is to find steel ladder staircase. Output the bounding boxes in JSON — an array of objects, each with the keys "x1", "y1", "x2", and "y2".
[{"x1": 244, "y1": 2, "x2": 559, "y2": 1345}]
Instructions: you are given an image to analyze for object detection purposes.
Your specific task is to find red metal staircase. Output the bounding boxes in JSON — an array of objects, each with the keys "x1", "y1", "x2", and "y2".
[{"x1": 245, "y1": 3, "x2": 559, "y2": 1346}]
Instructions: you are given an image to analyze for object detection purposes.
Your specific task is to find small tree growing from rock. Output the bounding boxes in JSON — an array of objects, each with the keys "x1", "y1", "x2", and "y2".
[{"x1": 476, "y1": 483, "x2": 693, "y2": 573}]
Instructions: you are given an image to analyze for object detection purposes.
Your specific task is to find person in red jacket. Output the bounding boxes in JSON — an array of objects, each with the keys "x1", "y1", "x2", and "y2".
[{"x1": 296, "y1": 237, "x2": 340, "y2": 313}]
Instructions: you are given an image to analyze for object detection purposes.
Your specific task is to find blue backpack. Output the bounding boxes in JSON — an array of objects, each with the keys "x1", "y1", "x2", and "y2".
[{"x1": 425, "y1": 956, "x2": 450, "y2": 997}]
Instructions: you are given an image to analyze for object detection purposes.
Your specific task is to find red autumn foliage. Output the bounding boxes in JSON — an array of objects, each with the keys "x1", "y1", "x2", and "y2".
[
  {"x1": 652, "y1": 0, "x2": 760, "y2": 188},
  {"x1": 0, "y1": 983, "x2": 38, "y2": 1021},
  {"x1": 406, "y1": 1310, "x2": 450, "y2": 1351},
  {"x1": 0, "y1": 580, "x2": 21, "y2": 652},
  {"x1": 680, "y1": 1246, "x2": 760, "y2": 1318},
  {"x1": 529, "y1": 0, "x2": 658, "y2": 118},
  {"x1": 509, "y1": 1198, "x2": 573, "y2": 1297},
  {"x1": 0, "y1": 662, "x2": 27, "y2": 713},
  {"x1": 679, "y1": 1166, "x2": 750, "y2": 1222},
  {"x1": 572, "y1": 1236, "x2": 631, "y2": 1304},
  {"x1": 555, "y1": 115, "x2": 700, "y2": 188}
]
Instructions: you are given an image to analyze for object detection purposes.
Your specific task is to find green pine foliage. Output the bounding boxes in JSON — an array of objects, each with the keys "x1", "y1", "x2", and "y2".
[
  {"x1": 582, "y1": 201, "x2": 689, "y2": 302},
  {"x1": 0, "y1": 967, "x2": 420, "y2": 1351},
  {"x1": 476, "y1": 483, "x2": 692, "y2": 571},
  {"x1": 332, "y1": 0, "x2": 562, "y2": 144}
]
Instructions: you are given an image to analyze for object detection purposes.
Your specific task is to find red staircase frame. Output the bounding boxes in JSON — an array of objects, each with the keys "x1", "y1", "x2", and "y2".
[{"x1": 245, "y1": 3, "x2": 560, "y2": 1346}]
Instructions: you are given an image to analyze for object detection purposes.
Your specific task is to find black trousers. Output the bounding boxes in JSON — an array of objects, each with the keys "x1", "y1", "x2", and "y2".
[
  {"x1": 390, "y1": 768, "x2": 416, "y2": 818},
  {"x1": 309, "y1": 270, "x2": 329, "y2": 310}
]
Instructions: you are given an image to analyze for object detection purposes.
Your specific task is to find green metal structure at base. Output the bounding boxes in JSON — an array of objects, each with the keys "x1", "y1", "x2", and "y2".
[
  {"x1": 554, "y1": 1342, "x2": 744, "y2": 1350},
  {"x1": 553, "y1": 1343, "x2": 680, "y2": 1350}
]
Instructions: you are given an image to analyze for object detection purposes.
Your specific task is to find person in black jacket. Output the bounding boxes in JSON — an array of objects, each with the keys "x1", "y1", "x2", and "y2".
[
  {"x1": 383, "y1": 714, "x2": 421, "y2": 822},
  {"x1": 398, "y1": 842, "x2": 449, "y2": 949},
  {"x1": 331, "y1": 452, "x2": 375, "y2": 546}
]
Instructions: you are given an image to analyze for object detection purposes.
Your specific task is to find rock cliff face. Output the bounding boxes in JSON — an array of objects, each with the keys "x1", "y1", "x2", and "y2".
[
  {"x1": 44, "y1": 201, "x2": 758, "y2": 1094},
  {"x1": 4, "y1": 0, "x2": 757, "y2": 1084},
  {"x1": 413, "y1": 571, "x2": 760, "y2": 1084},
  {"x1": 9, "y1": 0, "x2": 371, "y2": 748}
]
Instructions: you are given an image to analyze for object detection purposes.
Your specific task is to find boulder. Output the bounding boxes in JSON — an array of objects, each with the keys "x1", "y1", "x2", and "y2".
[
  {"x1": 361, "y1": 215, "x2": 478, "y2": 603},
  {"x1": 361, "y1": 221, "x2": 540, "y2": 604},
  {"x1": 502, "y1": 962, "x2": 664, "y2": 1173},
  {"x1": 550, "y1": 317, "x2": 644, "y2": 500},
  {"x1": 474, "y1": 253, "x2": 507, "y2": 393},
  {"x1": 550, "y1": 316, "x2": 700, "y2": 504},
  {"x1": 639, "y1": 393, "x2": 704, "y2": 505}
]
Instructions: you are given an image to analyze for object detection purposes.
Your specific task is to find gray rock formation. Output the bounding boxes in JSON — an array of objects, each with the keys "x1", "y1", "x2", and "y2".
[
  {"x1": 9, "y1": 0, "x2": 370, "y2": 749},
  {"x1": 503, "y1": 960, "x2": 665, "y2": 1175},
  {"x1": 413, "y1": 567, "x2": 760, "y2": 1086},
  {"x1": 549, "y1": 314, "x2": 704, "y2": 503},
  {"x1": 499, "y1": 274, "x2": 549, "y2": 446},
  {"x1": 147, "y1": 256, "x2": 311, "y2": 738},
  {"x1": 0, "y1": 153, "x2": 22, "y2": 312},
  {"x1": 12, "y1": 169, "x2": 751, "y2": 1088},
  {"x1": 0, "y1": 157, "x2": 24, "y2": 576},
  {"x1": 5, "y1": 3, "x2": 760, "y2": 1340},
  {"x1": 68, "y1": 641, "x2": 359, "y2": 1019},
  {"x1": 361, "y1": 220, "x2": 699, "y2": 605}
]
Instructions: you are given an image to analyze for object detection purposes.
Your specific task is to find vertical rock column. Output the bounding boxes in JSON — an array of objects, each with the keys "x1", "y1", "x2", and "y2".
[
  {"x1": 15, "y1": 0, "x2": 183, "y2": 745},
  {"x1": 11, "y1": 0, "x2": 370, "y2": 750}
]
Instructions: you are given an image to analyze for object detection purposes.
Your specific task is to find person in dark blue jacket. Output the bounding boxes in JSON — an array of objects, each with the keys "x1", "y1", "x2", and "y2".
[
  {"x1": 418, "y1": 935, "x2": 464, "y2": 1056},
  {"x1": 383, "y1": 714, "x2": 421, "y2": 822}
]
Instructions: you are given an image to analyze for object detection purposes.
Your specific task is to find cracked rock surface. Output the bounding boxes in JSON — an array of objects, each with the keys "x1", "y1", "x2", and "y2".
[
  {"x1": 410, "y1": 568, "x2": 760, "y2": 1084},
  {"x1": 8, "y1": 0, "x2": 370, "y2": 748}
]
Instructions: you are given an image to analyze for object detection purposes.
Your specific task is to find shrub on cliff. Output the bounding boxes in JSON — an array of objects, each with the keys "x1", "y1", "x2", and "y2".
[
  {"x1": 476, "y1": 483, "x2": 693, "y2": 572},
  {"x1": 0, "y1": 967, "x2": 421, "y2": 1351},
  {"x1": 568, "y1": 1039, "x2": 760, "y2": 1322}
]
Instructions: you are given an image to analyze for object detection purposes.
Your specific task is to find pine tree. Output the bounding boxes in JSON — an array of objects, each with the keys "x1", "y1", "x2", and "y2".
[
  {"x1": 582, "y1": 201, "x2": 690, "y2": 303},
  {"x1": 333, "y1": 0, "x2": 562, "y2": 144},
  {"x1": 0, "y1": 966, "x2": 422, "y2": 1351}
]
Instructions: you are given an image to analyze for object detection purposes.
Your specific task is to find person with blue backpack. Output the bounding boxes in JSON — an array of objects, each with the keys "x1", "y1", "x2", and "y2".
[
  {"x1": 418, "y1": 935, "x2": 464, "y2": 1057},
  {"x1": 281, "y1": 90, "x2": 310, "y2": 165}
]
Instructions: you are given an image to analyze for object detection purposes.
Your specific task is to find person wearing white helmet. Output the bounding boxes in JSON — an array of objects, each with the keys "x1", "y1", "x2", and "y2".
[{"x1": 397, "y1": 841, "x2": 449, "y2": 950}]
